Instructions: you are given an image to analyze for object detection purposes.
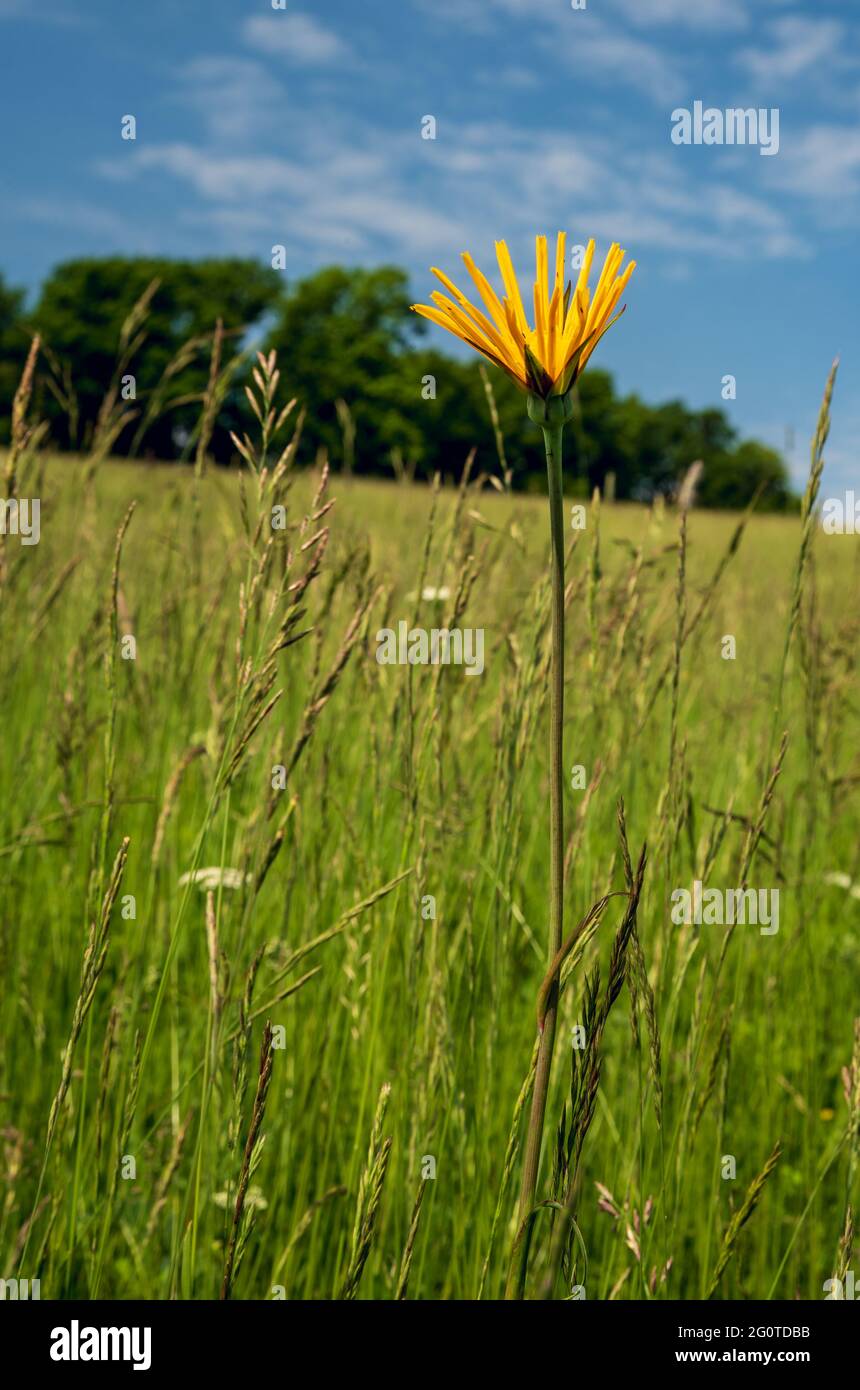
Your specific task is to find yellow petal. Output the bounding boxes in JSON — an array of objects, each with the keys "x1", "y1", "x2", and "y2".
[
  {"x1": 412, "y1": 303, "x2": 490, "y2": 356},
  {"x1": 573, "y1": 239, "x2": 595, "y2": 303},
  {"x1": 552, "y1": 231, "x2": 567, "y2": 376},
  {"x1": 587, "y1": 255, "x2": 634, "y2": 343},
  {"x1": 429, "y1": 290, "x2": 520, "y2": 372},
  {"x1": 532, "y1": 235, "x2": 550, "y2": 370},
  {"x1": 546, "y1": 283, "x2": 561, "y2": 381},
  {"x1": 533, "y1": 279, "x2": 547, "y2": 375},
  {"x1": 413, "y1": 303, "x2": 526, "y2": 386},
  {"x1": 588, "y1": 244, "x2": 624, "y2": 330},
  {"x1": 430, "y1": 267, "x2": 501, "y2": 346},
  {"x1": 495, "y1": 241, "x2": 529, "y2": 336},
  {"x1": 535, "y1": 234, "x2": 548, "y2": 312},
  {"x1": 412, "y1": 232, "x2": 634, "y2": 397},
  {"x1": 460, "y1": 253, "x2": 511, "y2": 336},
  {"x1": 561, "y1": 285, "x2": 589, "y2": 359},
  {"x1": 578, "y1": 267, "x2": 633, "y2": 371}
]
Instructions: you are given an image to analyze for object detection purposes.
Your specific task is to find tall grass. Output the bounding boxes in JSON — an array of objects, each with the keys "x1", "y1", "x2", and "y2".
[{"x1": 0, "y1": 333, "x2": 857, "y2": 1299}]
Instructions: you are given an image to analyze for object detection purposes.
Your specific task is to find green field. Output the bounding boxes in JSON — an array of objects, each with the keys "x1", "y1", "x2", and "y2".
[{"x1": 1, "y1": 369, "x2": 858, "y2": 1301}]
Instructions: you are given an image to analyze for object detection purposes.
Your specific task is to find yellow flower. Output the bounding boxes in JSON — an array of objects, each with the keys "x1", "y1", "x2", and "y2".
[{"x1": 411, "y1": 232, "x2": 635, "y2": 398}]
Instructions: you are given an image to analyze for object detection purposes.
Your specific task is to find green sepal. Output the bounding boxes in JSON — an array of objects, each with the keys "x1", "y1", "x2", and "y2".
[
  {"x1": 527, "y1": 388, "x2": 575, "y2": 428},
  {"x1": 523, "y1": 341, "x2": 553, "y2": 398}
]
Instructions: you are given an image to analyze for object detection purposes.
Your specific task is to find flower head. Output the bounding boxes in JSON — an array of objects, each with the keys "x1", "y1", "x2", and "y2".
[{"x1": 412, "y1": 232, "x2": 635, "y2": 399}]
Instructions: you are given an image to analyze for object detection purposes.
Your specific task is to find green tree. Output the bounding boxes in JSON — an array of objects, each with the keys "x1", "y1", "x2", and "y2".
[
  {"x1": 698, "y1": 439, "x2": 792, "y2": 511},
  {"x1": 10, "y1": 254, "x2": 794, "y2": 511},
  {"x1": 33, "y1": 257, "x2": 280, "y2": 455},
  {"x1": 0, "y1": 273, "x2": 28, "y2": 445},
  {"x1": 264, "y1": 265, "x2": 423, "y2": 472}
]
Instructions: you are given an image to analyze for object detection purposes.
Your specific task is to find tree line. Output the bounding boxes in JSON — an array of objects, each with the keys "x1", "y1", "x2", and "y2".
[{"x1": 0, "y1": 256, "x2": 793, "y2": 508}]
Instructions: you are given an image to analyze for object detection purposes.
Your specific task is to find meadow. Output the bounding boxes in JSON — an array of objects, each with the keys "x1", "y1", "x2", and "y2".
[{"x1": 1, "y1": 353, "x2": 857, "y2": 1301}]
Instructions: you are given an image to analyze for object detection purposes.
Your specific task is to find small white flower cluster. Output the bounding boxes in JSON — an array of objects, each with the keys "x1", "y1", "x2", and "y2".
[{"x1": 823, "y1": 871, "x2": 860, "y2": 901}]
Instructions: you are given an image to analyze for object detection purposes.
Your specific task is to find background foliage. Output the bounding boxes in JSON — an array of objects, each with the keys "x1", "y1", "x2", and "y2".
[{"x1": 0, "y1": 259, "x2": 792, "y2": 509}]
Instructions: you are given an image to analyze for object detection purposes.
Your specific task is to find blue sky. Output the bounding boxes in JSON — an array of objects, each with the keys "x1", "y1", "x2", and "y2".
[{"x1": 0, "y1": 0, "x2": 857, "y2": 491}]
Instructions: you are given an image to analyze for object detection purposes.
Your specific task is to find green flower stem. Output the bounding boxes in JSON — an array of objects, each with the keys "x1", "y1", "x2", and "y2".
[{"x1": 507, "y1": 414, "x2": 566, "y2": 1298}]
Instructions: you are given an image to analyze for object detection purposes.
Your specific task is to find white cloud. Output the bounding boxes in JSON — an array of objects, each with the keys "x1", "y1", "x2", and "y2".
[
  {"x1": 410, "y1": 0, "x2": 499, "y2": 33},
  {"x1": 705, "y1": 185, "x2": 806, "y2": 257},
  {"x1": 1, "y1": 193, "x2": 142, "y2": 243},
  {"x1": 550, "y1": 17, "x2": 685, "y2": 101},
  {"x1": 242, "y1": 13, "x2": 349, "y2": 65},
  {"x1": 103, "y1": 144, "x2": 304, "y2": 201},
  {"x1": 98, "y1": 103, "x2": 807, "y2": 273},
  {"x1": 173, "y1": 57, "x2": 288, "y2": 142},
  {"x1": 93, "y1": 10, "x2": 821, "y2": 276},
  {"x1": 98, "y1": 134, "x2": 465, "y2": 260},
  {"x1": 0, "y1": 0, "x2": 87, "y2": 23},
  {"x1": 610, "y1": 0, "x2": 749, "y2": 30},
  {"x1": 476, "y1": 65, "x2": 539, "y2": 90},
  {"x1": 769, "y1": 124, "x2": 860, "y2": 201},
  {"x1": 170, "y1": 33, "x2": 354, "y2": 147},
  {"x1": 737, "y1": 17, "x2": 844, "y2": 85},
  {"x1": 415, "y1": 0, "x2": 686, "y2": 101}
]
